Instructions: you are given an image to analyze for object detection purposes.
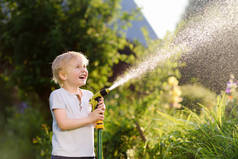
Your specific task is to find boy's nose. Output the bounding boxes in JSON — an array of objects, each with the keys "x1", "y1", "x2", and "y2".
[{"x1": 82, "y1": 68, "x2": 88, "y2": 73}]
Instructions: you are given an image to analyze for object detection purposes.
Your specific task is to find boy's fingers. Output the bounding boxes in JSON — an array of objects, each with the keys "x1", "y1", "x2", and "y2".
[
  {"x1": 98, "y1": 103, "x2": 105, "y2": 107},
  {"x1": 95, "y1": 109, "x2": 104, "y2": 114},
  {"x1": 98, "y1": 100, "x2": 104, "y2": 104},
  {"x1": 95, "y1": 109, "x2": 101, "y2": 114},
  {"x1": 97, "y1": 104, "x2": 106, "y2": 110}
]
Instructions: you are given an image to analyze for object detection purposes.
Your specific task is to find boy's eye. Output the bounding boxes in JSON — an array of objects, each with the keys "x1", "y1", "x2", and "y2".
[
  {"x1": 82, "y1": 64, "x2": 87, "y2": 68},
  {"x1": 75, "y1": 64, "x2": 87, "y2": 69}
]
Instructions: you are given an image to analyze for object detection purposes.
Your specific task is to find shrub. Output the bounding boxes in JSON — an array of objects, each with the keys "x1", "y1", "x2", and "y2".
[
  {"x1": 180, "y1": 84, "x2": 217, "y2": 114},
  {"x1": 138, "y1": 94, "x2": 238, "y2": 159},
  {"x1": 33, "y1": 124, "x2": 52, "y2": 159},
  {"x1": 0, "y1": 106, "x2": 44, "y2": 159}
]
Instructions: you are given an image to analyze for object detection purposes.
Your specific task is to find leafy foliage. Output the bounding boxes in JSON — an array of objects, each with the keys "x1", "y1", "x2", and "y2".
[
  {"x1": 180, "y1": 84, "x2": 217, "y2": 114},
  {"x1": 1, "y1": 1, "x2": 237, "y2": 159},
  {"x1": 0, "y1": 0, "x2": 132, "y2": 103},
  {"x1": 163, "y1": 95, "x2": 238, "y2": 159},
  {"x1": 33, "y1": 124, "x2": 52, "y2": 159},
  {"x1": 0, "y1": 106, "x2": 44, "y2": 159},
  {"x1": 102, "y1": 33, "x2": 183, "y2": 158}
]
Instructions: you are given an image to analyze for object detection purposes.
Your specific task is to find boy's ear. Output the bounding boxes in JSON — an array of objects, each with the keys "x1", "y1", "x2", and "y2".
[{"x1": 59, "y1": 71, "x2": 67, "y2": 81}]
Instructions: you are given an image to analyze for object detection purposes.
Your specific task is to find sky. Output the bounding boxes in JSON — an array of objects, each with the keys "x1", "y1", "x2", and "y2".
[{"x1": 134, "y1": 0, "x2": 189, "y2": 38}]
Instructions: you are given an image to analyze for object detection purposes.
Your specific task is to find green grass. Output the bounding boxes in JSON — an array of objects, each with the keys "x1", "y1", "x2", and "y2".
[{"x1": 141, "y1": 94, "x2": 238, "y2": 159}]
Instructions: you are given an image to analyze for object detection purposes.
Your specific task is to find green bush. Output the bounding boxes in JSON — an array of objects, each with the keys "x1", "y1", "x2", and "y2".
[
  {"x1": 225, "y1": 90, "x2": 238, "y2": 118},
  {"x1": 33, "y1": 124, "x2": 52, "y2": 159},
  {"x1": 0, "y1": 106, "x2": 44, "y2": 159},
  {"x1": 180, "y1": 84, "x2": 217, "y2": 114},
  {"x1": 134, "y1": 94, "x2": 238, "y2": 159},
  {"x1": 102, "y1": 36, "x2": 182, "y2": 158},
  {"x1": 168, "y1": 95, "x2": 238, "y2": 159}
]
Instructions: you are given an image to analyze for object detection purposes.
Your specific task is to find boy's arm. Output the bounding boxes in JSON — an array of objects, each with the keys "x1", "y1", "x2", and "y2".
[{"x1": 53, "y1": 108, "x2": 104, "y2": 131}]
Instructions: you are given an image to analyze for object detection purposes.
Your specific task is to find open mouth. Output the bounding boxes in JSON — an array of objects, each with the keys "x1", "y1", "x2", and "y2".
[{"x1": 79, "y1": 75, "x2": 87, "y2": 80}]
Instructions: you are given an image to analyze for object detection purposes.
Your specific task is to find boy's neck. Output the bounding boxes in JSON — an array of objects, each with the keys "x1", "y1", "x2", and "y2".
[{"x1": 62, "y1": 84, "x2": 81, "y2": 94}]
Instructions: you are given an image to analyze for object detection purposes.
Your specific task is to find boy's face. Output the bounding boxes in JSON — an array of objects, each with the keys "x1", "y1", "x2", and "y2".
[{"x1": 63, "y1": 56, "x2": 88, "y2": 87}]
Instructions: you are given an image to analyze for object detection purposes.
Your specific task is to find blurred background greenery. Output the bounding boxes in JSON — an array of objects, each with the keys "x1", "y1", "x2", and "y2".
[{"x1": 1, "y1": 0, "x2": 238, "y2": 159}]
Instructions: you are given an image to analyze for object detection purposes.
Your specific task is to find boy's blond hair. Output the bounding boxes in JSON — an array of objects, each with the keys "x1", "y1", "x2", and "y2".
[{"x1": 52, "y1": 51, "x2": 89, "y2": 86}]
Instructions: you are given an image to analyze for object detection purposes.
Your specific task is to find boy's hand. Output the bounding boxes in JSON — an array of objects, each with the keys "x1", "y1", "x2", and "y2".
[
  {"x1": 88, "y1": 109, "x2": 104, "y2": 123},
  {"x1": 88, "y1": 97, "x2": 106, "y2": 124},
  {"x1": 89, "y1": 102, "x2": 105, "y2": 123},
  {"x1": 97, "y1": 97, "x2": 106, "y2": 110}
]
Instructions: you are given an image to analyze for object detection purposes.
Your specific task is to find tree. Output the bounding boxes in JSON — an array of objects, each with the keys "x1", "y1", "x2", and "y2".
[{"x1": 0, "y1": 0, "x2": 132, "y2": 109}]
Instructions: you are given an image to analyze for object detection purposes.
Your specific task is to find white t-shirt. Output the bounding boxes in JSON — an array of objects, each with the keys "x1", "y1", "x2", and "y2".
[{"x1": 49, "y1": 88, "x2": 95, "y2": 157}]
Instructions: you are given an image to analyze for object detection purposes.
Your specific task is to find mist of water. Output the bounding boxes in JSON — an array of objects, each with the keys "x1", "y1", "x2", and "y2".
[
  {"x1": 109, "y1": 44, "x2": 187, "y2": 91},
  {"x1": 109, "y1": 0, "x2": 238, "y2": 91}
]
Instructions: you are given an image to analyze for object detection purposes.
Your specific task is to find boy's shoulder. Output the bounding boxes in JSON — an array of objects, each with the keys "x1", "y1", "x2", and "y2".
[
  {"x1": 49, "y1": 88, "x2": 94, "y2": 98},
  {"x1": 49, "y1": 88, "x2": 65, "y2": 98},
  {"x1": 50, "y1": 88, "x2": 63, "y2": 94},
  {"x1": 81, "y1": 89, "x2": 94, "y2": 97}
]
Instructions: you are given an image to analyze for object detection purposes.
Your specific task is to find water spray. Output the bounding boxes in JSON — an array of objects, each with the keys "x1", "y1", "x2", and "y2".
[
  {"x1": 90, "y1": 0, "x2": 238, "y2": 158},
  {"x1": 110, "y1": 0, "x2": 238, "y2": 92},
  {"x1": 109, "y1": 44, "x2": 187, "y2": 91}
]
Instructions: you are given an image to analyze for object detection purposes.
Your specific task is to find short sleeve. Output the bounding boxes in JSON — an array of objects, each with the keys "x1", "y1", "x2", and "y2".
[{"x1": 49, "y1": 91, "x2": 66, "y2": 110}]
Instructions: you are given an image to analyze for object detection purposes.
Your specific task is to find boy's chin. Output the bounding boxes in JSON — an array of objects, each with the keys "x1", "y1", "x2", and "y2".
[{"x1": 78, "y1": 81, "x2": 87, "y2": 87}]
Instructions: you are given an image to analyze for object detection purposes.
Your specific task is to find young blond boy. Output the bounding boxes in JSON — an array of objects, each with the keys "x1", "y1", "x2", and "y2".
[{"x1": 50, "y1": 51, "x2": 105, "y2": 159}]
